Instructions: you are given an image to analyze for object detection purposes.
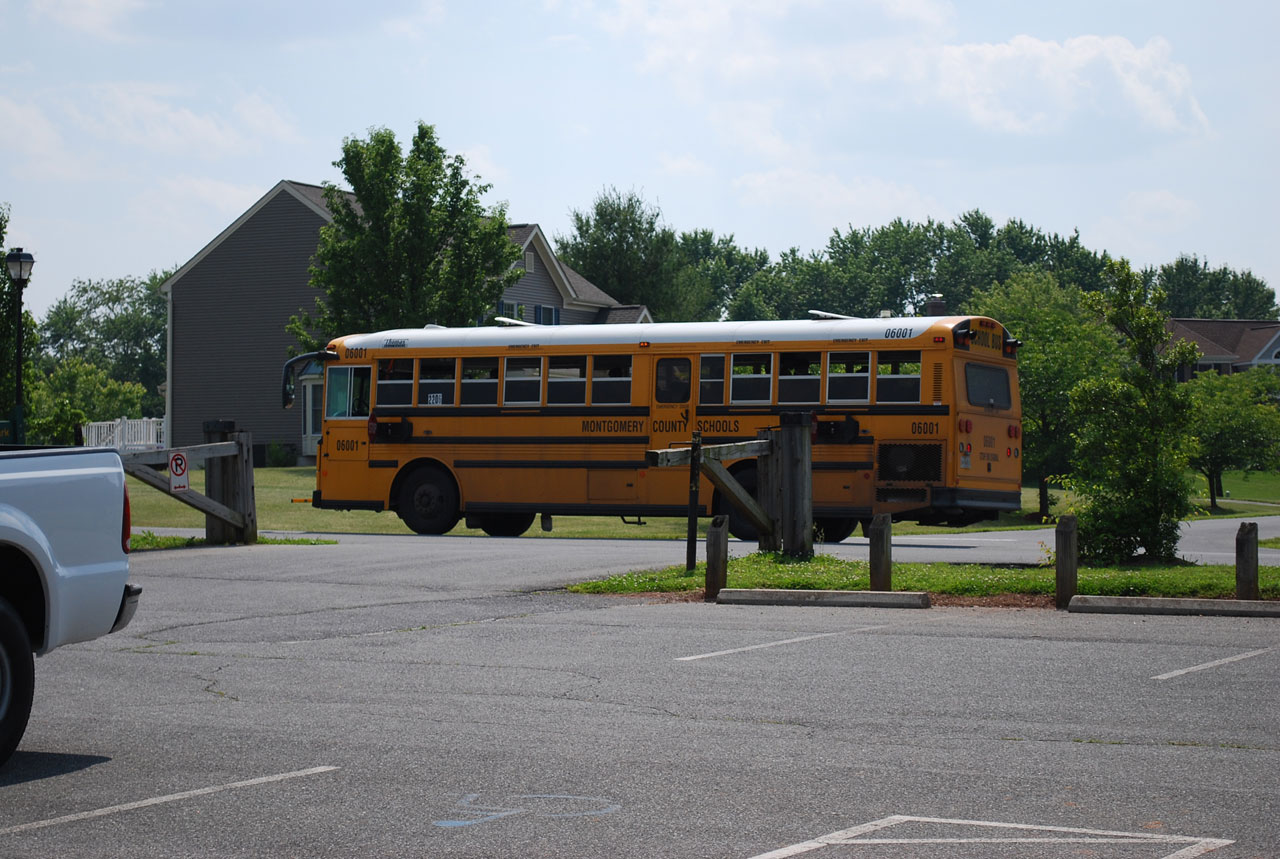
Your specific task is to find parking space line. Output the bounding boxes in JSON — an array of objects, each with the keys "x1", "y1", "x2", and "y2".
[
  {"x1": 747, "y1": 814, "x2": 1233, "y2": 858},
  {"x1": 1152, "y1": 647, "x2": 1275, "y2": 681},
  {"x1": 676, "y1": 625, "x2": 891, "y2": 662},
  {"x1": 0, "y1": 766, "x2": 339, "y2": 837}
]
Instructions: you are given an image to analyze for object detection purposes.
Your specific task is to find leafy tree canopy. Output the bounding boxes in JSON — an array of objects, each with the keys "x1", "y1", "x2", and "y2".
[
  {"x1": 290, "y1": 122, "x2": 522, "y2": 350},
  {"x1": 1186, "y1": 367, "x2": 1280, "y2": 509},
  {"x1": 37, "y1": 270, "x2": 171, "y2": 417},
  {"x1": 1155, "y1": 254, "x2": 1278, "y2": 320},
  {"x1": 27, "y1": 357, "x2": 146, "y2": 445},
  {"x1": 1065, "y1": 259, "x2": 1201, "y2": 563}
]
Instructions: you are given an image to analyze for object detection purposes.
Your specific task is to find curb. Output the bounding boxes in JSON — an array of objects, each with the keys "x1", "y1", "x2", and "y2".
[
  {"x1": 1068, "y1": 595, "x2": 1280, "y2": 617},
  {"x1": 715, "y1": 588, "x2": 930, "y2": 609}
]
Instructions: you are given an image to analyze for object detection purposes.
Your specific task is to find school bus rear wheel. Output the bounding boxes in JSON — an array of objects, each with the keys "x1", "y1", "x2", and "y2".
[{"x1": 397, "y1": 467, "x2": 460, "y2": 535}]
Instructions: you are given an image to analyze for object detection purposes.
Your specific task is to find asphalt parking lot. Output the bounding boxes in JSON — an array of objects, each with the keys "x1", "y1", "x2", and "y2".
[{"x1": 2, "y1": 534, "x2": 1277, "y2": 857}]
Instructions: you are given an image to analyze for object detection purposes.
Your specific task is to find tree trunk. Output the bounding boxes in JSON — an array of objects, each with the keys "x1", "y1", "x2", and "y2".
[
  {"x1": 1206, "y1": 470, "x2": 1219, "y2": 511},
  {"x1": 1038, "y1": 477, "x2": 1051, "y2": 519}
]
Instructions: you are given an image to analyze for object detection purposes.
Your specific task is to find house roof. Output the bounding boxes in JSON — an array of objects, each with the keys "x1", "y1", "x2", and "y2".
[
  {"x1": 595, "y1": 304, "x2": 653, "y2": 324},
  {"x1": 161, "y1": 181, "x2": 633, "y2": 318},
  {"x1": 1169, "y1": 318, "x2": 1280, "y2": 365}
]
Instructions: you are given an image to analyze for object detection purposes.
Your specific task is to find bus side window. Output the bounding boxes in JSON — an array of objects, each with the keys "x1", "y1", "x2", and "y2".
[
  {"x1": 827, "y1": 351, "x2": 869, "y2": 402},
  {"x1": 778, "y1": 351, "x2": 820, "y2": 403},
  {"x1": 326, "y1": 365, "x2": 372, "y2": 418},
  {"x1": 504, "y1": 356, "x2": 542, "y2": 405},
  {"x1": 731, "y1": 353, "x2": 772, "y2": 403},
  {"x1": 548, "y1": 356, "x2": 587, "y2": 405},
  {"x1": 699, "y1": 355, "x2": 725, "y2": 405},
  {"x1": 460, "y1": 357, "x2": 499, "y2": 405},
  {"x1": 876, "y1": 350, "x2": 922, "y2": 403},
  {"x1": 592, "y1": 355, "x2": 632, "y2": 404},
  {"x1": 655, "y1": 357, "x2": 691, "y2": 404},
  {"x1": 418, "y1": 358, "x2": 456, "y2": 406},
  {"x1": 377, "y1": 358, "x2": 414, "y2": 406}
]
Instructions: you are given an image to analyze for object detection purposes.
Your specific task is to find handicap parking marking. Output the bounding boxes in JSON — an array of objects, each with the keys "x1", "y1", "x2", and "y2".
[{"x1": 746, "y1": 815, "x2": 1233, "y2": 858}]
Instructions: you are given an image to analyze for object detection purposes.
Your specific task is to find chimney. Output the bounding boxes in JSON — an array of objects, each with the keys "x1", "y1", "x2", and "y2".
[{"x1": 925, "y1": 294, "x2": 946, "y2": 316}]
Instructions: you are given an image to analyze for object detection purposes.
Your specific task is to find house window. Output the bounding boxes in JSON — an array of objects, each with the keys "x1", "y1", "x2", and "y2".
[
  {"x1": 418, "y1": 358, "x2": 456, "y2": 406},
  {"x1": 460, "y1": 357, "x2": 499, "y2": 405},
  {"x1": 592, "y1": 355, "x2": 632, "y2": 404},
  {"x1": 504, "y1": 356, "x2": 542, "y2": 405},
  {"x1": 778, "y1": 351, "x2": 821, "y2": 404},
  {"x1": 876, "y1": 350, "x2": 921, "y2": 403},
  {"x1": 534, "y1": 305, "x2": 560, "y2": 325},
  {"x1": 376, "y1": 358, "x2": 414, "y2": 406},
  {"x1": 524, "y1": 251, "x2": 536, "y2": 272},
  {"x1": 699, "y1": 355, "x2": 725, "y2": 405},
  {"x1": 827, "y1": 351, "x2": 869, "y2": 403},
  {"x1": 548, "y1": 355, "x2": 587, "y2": 405},
  {"x1": 500, "y1": 301, "x2": 526, "y2": 321},
  {"x1": 731, "y1": 353, "x2": 772, "y2": 403},
  {"x1": 325, "y1": 365, "x2": 372, "y2": 418}
]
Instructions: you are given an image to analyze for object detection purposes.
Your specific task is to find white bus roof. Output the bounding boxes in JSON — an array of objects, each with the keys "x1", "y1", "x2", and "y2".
[{"x1": 333, "y1": 316, "x2": 977, "y2": 352}]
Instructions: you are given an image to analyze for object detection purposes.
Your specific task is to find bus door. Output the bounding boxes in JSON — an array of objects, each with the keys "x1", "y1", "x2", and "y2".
[
  {"x1": 644, "y1": 355, "x2": 697, "y2": 508},
  {"x1": 321, "y1": 363, "x2": 372, "y2": 466}
]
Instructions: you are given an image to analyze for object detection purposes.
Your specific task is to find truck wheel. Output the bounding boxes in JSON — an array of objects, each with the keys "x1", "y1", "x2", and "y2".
[
  {"x1": 397, "y1": 467, "x2": 460, "y2": 535},
  {"x1": 814, "y1": 517, "x2": 857, "y2": 543},
  {"x1": 0, "y1": 597, "x2": 35, "y2": 768}
]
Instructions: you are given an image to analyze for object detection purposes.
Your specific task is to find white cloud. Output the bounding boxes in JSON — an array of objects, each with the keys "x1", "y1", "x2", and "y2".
[
  {"x1": 658, "y1": 151, "x2": 711, "y2": 177},
  {"x1": 380, "y1": 0, "x2": 446, "y2": 40},
  {"x1": 0, "y1": 94, "x2": 93, "y2": 180},
  {"x1": 30, "y1": 0, "x2": 148, "y2": 39},
  {"x1": 936, "y1": 35, "x2": 1210, "y2": 135},
  {"x1": 459, "y1": 144, "x2": 508, "y2": 184}
]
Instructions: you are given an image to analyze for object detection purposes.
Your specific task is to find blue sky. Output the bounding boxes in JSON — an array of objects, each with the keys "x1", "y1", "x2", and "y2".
[{"x1": 2, "y1": 0, "x2": 1276, "y2": 316}]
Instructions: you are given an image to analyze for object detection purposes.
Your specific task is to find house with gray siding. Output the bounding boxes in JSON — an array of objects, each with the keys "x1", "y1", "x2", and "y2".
[{"x1": 161, "y1": 180, "x2": 645, "y2": 460}]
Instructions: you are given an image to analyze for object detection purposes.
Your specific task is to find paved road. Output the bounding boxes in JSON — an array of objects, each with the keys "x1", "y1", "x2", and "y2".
[{"x1": 1, "y1": 523, "x2": 1277, "y2": 857}]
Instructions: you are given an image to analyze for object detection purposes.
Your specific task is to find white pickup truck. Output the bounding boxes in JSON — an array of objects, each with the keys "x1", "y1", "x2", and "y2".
[{"x1": 0, "y1": 446, "x2": 141, "y2": 766}]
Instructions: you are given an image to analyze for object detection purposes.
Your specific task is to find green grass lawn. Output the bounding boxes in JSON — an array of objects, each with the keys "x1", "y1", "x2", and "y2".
[
  {"x1": 568, "y1": 552, "x2": 1280, "y2": 600},
  {"x1": 129, "y1": 466, "x2": 1280, "y2": 538}
]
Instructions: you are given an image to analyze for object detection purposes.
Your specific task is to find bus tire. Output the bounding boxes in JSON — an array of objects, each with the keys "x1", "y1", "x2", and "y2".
[
  {"x1": 0, "y1": 596, "x2": 35, "y2": 768},
  {"x1": 476, "y1": 513, "x2": 536, "y2": 538},
  {"x1": 397, "y1": 467, "x2": 459, "y2": 535},
  {"x1": 814, "y1": 517, "x2": 857, "y2": 543},
  {"x1": 717, "y1": 464, "x2": 759, "y2": 541}
]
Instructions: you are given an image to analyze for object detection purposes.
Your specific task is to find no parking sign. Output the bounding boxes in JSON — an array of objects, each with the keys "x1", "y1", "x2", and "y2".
[{"x1": 169, "y1": 451, "x2": 189, "y2": 492}]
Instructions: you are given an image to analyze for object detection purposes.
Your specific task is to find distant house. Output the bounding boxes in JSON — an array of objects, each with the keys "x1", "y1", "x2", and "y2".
[
  {"x1": 1169, "y1": 318, "x2": 1280, "y2": 379},
  {"x1": 161, "y1": 180, "x2": 648, "y2": 460}
]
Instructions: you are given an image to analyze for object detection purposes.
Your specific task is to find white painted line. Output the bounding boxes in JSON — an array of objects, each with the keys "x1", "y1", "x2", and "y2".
[
  {"x1": 0, "y1": 766, "x2": 339, "y2": 836},
  {"x1": 676, "y1": 624, "x2": 891, "y2": 662},
  {"x1": 746, "y1": 814, "x2": 1233, "y2": 858},
  {"x1": 1153, "y1": 647, "x2": 1275, "y2": 681}
]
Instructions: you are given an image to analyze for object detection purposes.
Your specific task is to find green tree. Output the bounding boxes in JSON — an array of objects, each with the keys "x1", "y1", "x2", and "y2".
[
  {"x1": 290, "y1": 122, "x2": 522, "y2": 350},
  {"x1": 672, "y1": 229, "x2": 770, "y2": 321},
  {"x1": 1157, "y1": 254, "x2": 1278, "y2": 320},
  {"x1": 967, "y1": 271, "x2": 1121, "y2": 517},
  {"x1": 38, "y1": 270, "x2": 171, "y2": 417},
  {"x1": 26, "y1": 357, "x2": 146, "y2": 445},
  {"x1": 555, "y1": 187, "x2": 684, "y2": 321},
  {"x1": 1186, "y1": 368, "x2": 1280, "y2": 509},
  {"x1": 1065, "y1": 259, "x2": 1201, "y2": 563}
]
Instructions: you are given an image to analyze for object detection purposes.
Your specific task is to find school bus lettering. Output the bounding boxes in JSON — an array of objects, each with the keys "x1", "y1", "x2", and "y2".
[
  {"x1": 652, "y1": 419, "x2": 690, "y2": 434},
  {"x1": 335, "y1": 438, "x2": 361, "y2": 452},
  {"x1": 581, "y1": 419, "x2": 645, "y2": 434},
  {"x1": 911, "y1": 421, "x2": 939, "y2": 435},
  {"x1": 343, "y1": 347, "x2": 367, "y2": 359},
  {"x1": 696, "y1": 418, "x2": 741, "y2": 434},
  {"x1": 884, "y1": 327, "x2": 914, "y2": 339}
]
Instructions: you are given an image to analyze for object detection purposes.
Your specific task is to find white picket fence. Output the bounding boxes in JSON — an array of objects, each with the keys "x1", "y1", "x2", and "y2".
[{"x1": 81, "y1": 416, "x2": 165, "y2": 451}]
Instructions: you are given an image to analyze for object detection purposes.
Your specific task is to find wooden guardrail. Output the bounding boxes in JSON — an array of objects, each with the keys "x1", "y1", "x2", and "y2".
[{"x1": 120, "y1": 420, "x2": 257, "y2": 545}]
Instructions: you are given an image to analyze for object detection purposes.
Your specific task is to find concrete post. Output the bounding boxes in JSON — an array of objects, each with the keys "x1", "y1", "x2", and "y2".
[
  {"x1": 1236, "y1": 521, "x2": 1259, "y2": 601},
  {"x1": 1055, "y1": 515, "x2": 1078, "y2": 610},
  {"x1": 869, "y1": 513, "x2": 892, "y2": 591},
  {"x1": 706, "y1": 515, "x2": 729, "y2": 602}
]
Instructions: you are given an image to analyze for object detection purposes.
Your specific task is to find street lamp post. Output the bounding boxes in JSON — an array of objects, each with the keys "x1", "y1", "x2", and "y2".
[{"x1": 5, "y1": 247, "x2": 35, "y2": 445}]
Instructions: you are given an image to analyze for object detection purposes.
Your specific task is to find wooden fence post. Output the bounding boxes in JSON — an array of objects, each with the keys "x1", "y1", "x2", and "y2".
[
  {"x1": 706, "y1": 515, "x2": 729, "y2": 601},
  {"x1": 686, "y1": 432, "x2": 702, "y2": 572},
  {"x1": 756, "y1": 428, "x2": 782, "y2": 553},
  {"x1": 869, "y1": 513, "x2": 892, "y2": 591},
  {"x1": 1055, "y1": 515, "x2": 1077, "y2": 610},
  {"x1": 778, "y1": 413, "x2": 813, "y2": 559},
  {"x1": 1236, "y1": 521, "x2": 1259, "y2": 601},
  {"x1": 233, "y1": 429, "x2": 258, "y2": 545},
  {"x1": 202, "y1": 420, "x2": 257, "y2": 545}
]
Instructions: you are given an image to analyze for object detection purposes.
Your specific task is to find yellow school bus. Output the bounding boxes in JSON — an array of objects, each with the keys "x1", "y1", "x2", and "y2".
[{"x1": 282, "y1": 314, "x2": 1022, "y2": 540}]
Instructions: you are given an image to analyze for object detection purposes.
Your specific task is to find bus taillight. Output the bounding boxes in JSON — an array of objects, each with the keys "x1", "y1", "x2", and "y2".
[{"x1": 959, "y1": 418, "x2": 973, "y2": 433}]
